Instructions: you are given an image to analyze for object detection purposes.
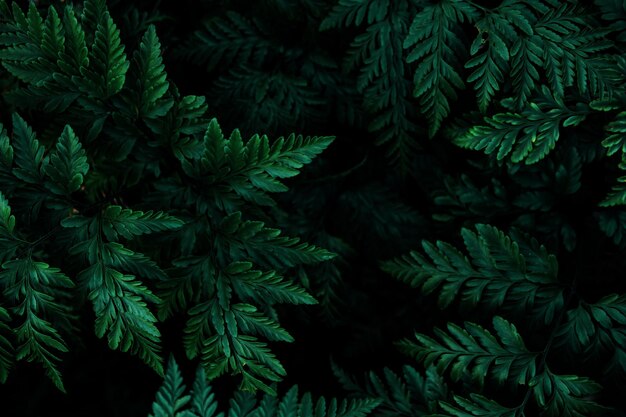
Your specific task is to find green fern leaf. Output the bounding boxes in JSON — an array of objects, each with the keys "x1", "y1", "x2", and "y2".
[
  {"x1": 453, "y1": 88, "x2": 589, "y2": 164},
  {"x1": 11, "y1": 113, "x2": 47, "y2": 185},
  {"x1": 398, "y1": 316, "x2": 537, "y2": 388},
  {"x1": 44, "y1": 125, "x2": 89, "y2": 195},
  {"x1": 530, "y1": 369, "x2": 606, "y2": 417},
  {"x1": 510, "y1": 36, "x2": 542, "y2": 110},
  {"x1": 277, "y1": 385, "x2": 299, "y2": 417},
  {"x1": 465, "y1": 0, "x2": 536, "y2": 112},
  {"x1": 201, "y1": 332, "x2": 285, "y2": 395},
  {"x1": 62, "y1": 212, "x2": 166, "y2": 375},
  {"x1": 189, "y1": 367, "x2": 221, "y2": 417},
  {"x1": 0, "y1": 191, "x2": 16, "y2": 239},
  {"x1": 151, "y1": 358, "x2": 379, "y2": 417},
  {"x1": 58, "y1": 7, "x2": 88, "y2": 76},
  {"x1": 41, "y1": 6, "x2": 64, "y2": 60},
  {"x1": 104, "y1": 242, "x2": 169, "y2": 282},
  {"x1": 382, "y1": 224, "x2": 563, "y2": 324},
  {"x1": 240, "y1": 131, "x2": 335, "y2": 180},
  {"x1": 332, "y1": 362, "x2": 448, "y2": 416},
  {"x1": 534, "y1": 5, "x2": 618, "y2": 99},
  {"x1": 131, "y1": 25, "x2": 172, "y2": 118},
  {"x1": 80, "y1": 0, "x2": 107, "y2": 39},
  {"x1": 336, "y1": 6, "x2": 419, "y2": 170},
  {"x1": 184, "y1": 118, "x2": 334, "y2": 208},
  {"x1": 466, "y1": 31, "x2": 508, "y2": 113},
  {"x1": 227, "y1": 263, "x2": 316, "y2": 305},
  {"x1": 148, "y1": 356, "x2": 192, "y2": 417},
  {"x1": 0, "y1": 258, "x2": 74, "y2": 392},
  {"x1": 79, "y1": 11, "x2": 129, "y2": 98},
  {"x1": 0, "y1": 192, "x2": 17, "y2": 264},
  {"x1": 232, "y1": 303, "x2": 294, "y2": 342},
  {"x1": 0, "y1": 3, "x2": 50, "y2": 84},
  {"x1": 556, "y1": 294, "x2": 626, "y2": 374},
  {"x1": 100, "y1": 205, "x2": 184, "y2": 241},
  {"x1": 84, "y1": 264, "x2": 163, "y2": 374},
  {"x1": 596, "y1": 209, "x2": 626, "y2": 245},
  {"x1": 219, "y1": 212, "x2": 335, "y2": 268},
  {"x1": 602, "y1": 111, "x2": 626, "y2": 156},
  {"x1": 0, "y1": 124, "x2": 14, "y2": 188},
  {"x1": 464, "y1": 0, "x2": 536, "y2": 113},
  {"x1": 404, "y1": 0, "x2": 478, "y2": 137}
]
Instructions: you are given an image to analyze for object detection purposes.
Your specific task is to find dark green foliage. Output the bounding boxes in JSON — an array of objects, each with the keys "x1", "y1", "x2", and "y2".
[
  {"x1": 0, "y1": 0, "x2": 336, "y2": 397},
  {"x1": 384, "y1": 222, "x2": 621, "y2": 415},
  {"x1": 1, "y1": 0, "x2": 626, "y2": 416},
  {"x1": 332, "y1": 362, "x2": 448, "y2": 416},
  {"x1": 149, "y1": 357, "x2": 381, "y2": 417},
  {"x1": 403, "y1": 0, "x2": 477, "y2": 137},
  {"x1": 454, "y1": 88, "x2": 589, "y2": 164},
  {"x1": 382, "y1": 224, "x2": 563, "y2": 323},
  {"x1": 398, "y1": 317, "x2": 538, "y2": 387}
]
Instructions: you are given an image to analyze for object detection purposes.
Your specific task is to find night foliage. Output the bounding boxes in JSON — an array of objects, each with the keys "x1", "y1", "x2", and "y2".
[{"x1": 0, "y1": 0, "x2": 626, "y2": 416}]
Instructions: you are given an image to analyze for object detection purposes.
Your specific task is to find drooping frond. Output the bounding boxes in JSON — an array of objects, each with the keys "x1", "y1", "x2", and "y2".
[{"x1": 403, "y1": 0, "x2": 478, "y2": 137}]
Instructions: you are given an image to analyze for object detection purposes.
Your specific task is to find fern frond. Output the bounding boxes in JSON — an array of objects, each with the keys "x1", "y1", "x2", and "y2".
[
  {"x1": 44, "y1": 125, "x2": 89, "y2": 195},
  {"x1": 530, "y1": 369, "x2": 607, "y2": 417},
  {"x1": 398, "y1": 316, "x2": 537, "y2": 388},
  {"x1": 0, "y1": 191, "x2": 16, "y2": 241},
  {"x1": 232, "y1": 303, "x2": 294, "y2": 342},
  {"x1": 227, "y1": 263, "x2": 317, "y2": 305},
  {"x1": 80, "y1": 0, "x2": 107, "y2": 39},
  {"x1": 0, "y1": 258, "x2": 74, "y2": 392},
  {"x1": 556, "y1": 294, "x2": 626, "y2": 374},
  {"x1": 333, "y1": 5, "x2": 419, "y2": 170},
  {"x1": 181, "y1": 118, "x2": 333, "y2": 208},
  {"x1": 453, "y1": 88, "x2": 589, "y2": 164},
  {"x1": 62, "y1": 212, "x2": 166, "y2": 375},
  {"x1": 404, "y1": 0, "x2": 478, "y2": 137},
  {"x1": 534, "y1": 5, "x2": 619, "y2": 100},
  {"x1": 11, "y1": 113, "x2": 47, "y2": 185},
  {"x1": 382, "y1": 224, "x2": 563, "y2": 323},
  {"x1": 510, "y1": 36, "x2": 542, "y2": 110},
  {"x1": 218, "y1": 212, "x2": 335, "y2": 268},
  {"x1": 103, "y1": 241, "x2": 169, "y2": 282},
  {"x1": 602, "y1": 110, "x2": 626, "y2": 156},
  {"x1": 332, "y1": 362, "x2": 447, "y2": 416},
  {"x1": 78, "y1": 11, "x2": 129, "y2": 99},
  {"x1": 201, "y1": 332, "x2": 285, "y2": 395},
  {"x1": 58, "y1": 7, "x2": 88, "y2": 76},
  {"x1": 100, "y1": 205, "x2": 184, "y2": 240},
  {"x1": 129, "y1": 25, "x2": 172, "y2": 119},
  {"x1": 188, "y1": 367, "x2": 221, "y2": 417},
  {"x1": 148, "y1": 356, "x2": 191, "y2": 417},
  {"x1": 151, "y1": 358, "x2": 380, "y2": 417}
]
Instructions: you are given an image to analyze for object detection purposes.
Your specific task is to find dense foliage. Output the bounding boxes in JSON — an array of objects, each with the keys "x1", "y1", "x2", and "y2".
[{"x1": 1, "y1": 0, "x2": 626, "y2": 416}]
